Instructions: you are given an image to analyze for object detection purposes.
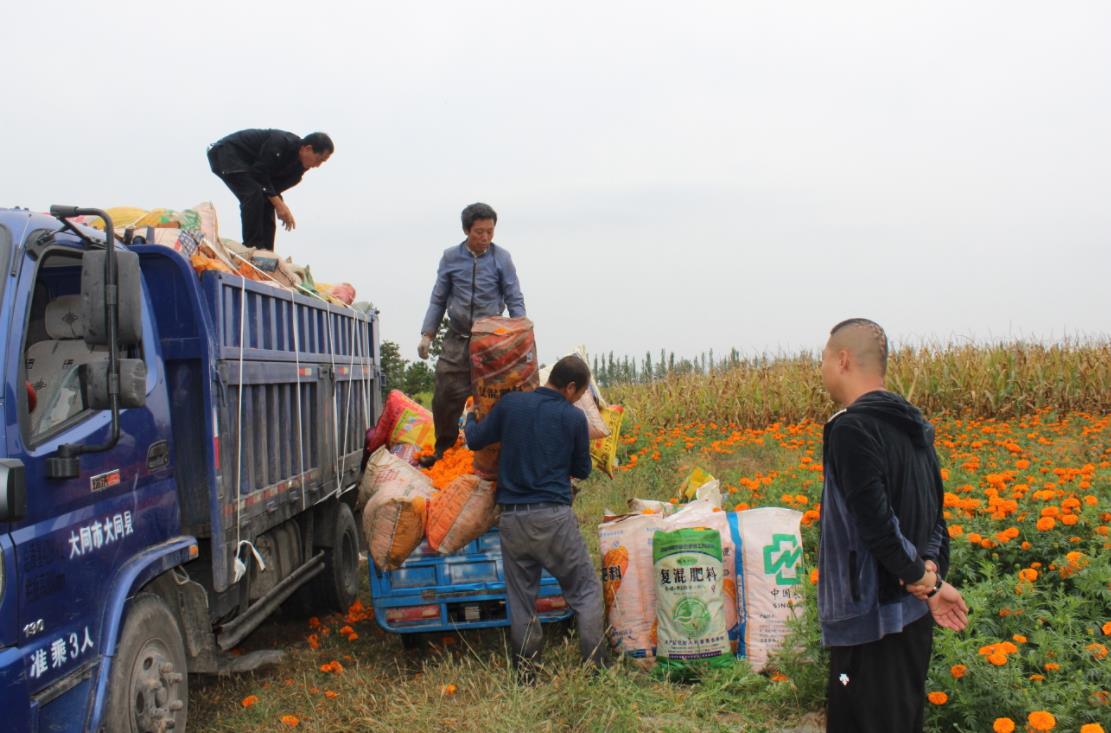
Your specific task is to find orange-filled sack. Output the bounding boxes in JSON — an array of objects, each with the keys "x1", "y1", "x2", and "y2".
[
  {"x1": 360, "y1": 447, "x2": 436, "y2": 571},
  {"x1": 468, "y1": 316, "x2": 539, "y2": 478},
  {"x1": 426, "y1": 474, "x2": 500, "y2": 554}
]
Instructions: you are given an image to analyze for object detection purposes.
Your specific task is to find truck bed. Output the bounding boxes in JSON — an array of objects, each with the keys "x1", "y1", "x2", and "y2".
[{"x1": 371, "y1": 529, "x2": 572, "y2": 633}]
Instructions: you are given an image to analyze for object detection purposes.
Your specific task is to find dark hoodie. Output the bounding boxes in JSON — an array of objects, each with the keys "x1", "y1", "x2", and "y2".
[{"x1": 817, "y1": 390, "x2": 949, "y2": 647}]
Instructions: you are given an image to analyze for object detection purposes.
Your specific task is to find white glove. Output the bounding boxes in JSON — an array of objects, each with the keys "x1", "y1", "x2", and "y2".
[{"x1": 418, "y1": 334, "x2": 433, "y2": 360}]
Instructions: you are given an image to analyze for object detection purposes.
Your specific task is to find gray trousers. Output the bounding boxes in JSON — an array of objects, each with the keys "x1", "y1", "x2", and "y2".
[
  {"x1": 499, "y1": 504, "x2": 607, "y2": 668},
  {"x1": 431, "y1": 330, "x2": 472, "y2": 455}
]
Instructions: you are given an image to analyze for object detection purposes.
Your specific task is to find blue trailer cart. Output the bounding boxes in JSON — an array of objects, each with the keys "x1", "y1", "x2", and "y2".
[
  {"x1": 371, "y1": 528, "x2": 573, "y2": 640},
  {"x1": 0, "y1": 206, "x2": 379, "y2": 732}
]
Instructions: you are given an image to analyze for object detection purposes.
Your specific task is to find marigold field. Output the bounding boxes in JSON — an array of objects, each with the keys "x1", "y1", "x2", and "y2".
[{"x1": 191, "y1": 344, "x2": 1111, "y2": 733}]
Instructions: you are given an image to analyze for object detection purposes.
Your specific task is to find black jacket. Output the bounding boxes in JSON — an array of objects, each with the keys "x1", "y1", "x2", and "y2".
[
  {"x1": 208, "y1": 129, "x2": 305, "y2": 198},
  {"x1": 817, "y1": 390, "x2": 949, "y2": 645}
]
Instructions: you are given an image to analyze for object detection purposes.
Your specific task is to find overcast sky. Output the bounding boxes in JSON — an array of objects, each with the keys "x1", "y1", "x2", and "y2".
[{"x1": 5, "y1": 1, "x2": 1109, "y2": 366}]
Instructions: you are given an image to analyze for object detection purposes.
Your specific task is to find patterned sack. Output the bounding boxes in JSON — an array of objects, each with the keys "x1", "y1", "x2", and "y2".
[
  {"x1": 599, "y1": 512, "x2": 664, "y2": 666},
  {"x1": 468, "y1": 316, "x2": 539, "y2": 478}
]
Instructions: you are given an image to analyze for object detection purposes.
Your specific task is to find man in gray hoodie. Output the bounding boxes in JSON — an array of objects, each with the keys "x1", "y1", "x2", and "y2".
[{"x1": 818, "y1": 318, "x2": 968, "y2": 733}]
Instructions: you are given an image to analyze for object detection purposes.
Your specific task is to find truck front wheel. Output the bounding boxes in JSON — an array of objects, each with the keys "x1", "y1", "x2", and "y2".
[{"x1": 105, "y1": 593, "x2": 188, "y2": 733}]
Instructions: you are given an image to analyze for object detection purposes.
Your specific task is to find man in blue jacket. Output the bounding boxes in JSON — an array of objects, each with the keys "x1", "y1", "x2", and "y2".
[
  {"x1": 418, "y1": 203, "x2": 526, "y2": 466},
  {"x1": 818, "y1": 318, "x2": 968, "y2": 733},
  {"x1": 207, "y1": 129, "x2": 333, "y2": 251},
  {"x1": 463, "y1": 355, "x2": 605, "y2": 678}
]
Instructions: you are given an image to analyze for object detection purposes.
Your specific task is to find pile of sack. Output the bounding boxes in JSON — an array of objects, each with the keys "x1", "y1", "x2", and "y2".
[
  {"x1": 599, "y1": 469, "x2": 804, "y2": 679},
  {"x1": 359, "y1": 319, "x2": 624, "y2": 572},
  {"x1": 76, "y1": 203, "x2": 357, "y2": 307}
]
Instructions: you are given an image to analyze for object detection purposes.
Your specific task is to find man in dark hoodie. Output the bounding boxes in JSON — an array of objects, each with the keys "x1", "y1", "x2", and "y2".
[{"x1": 817, "y1": 318, "x2": 969, "y2": 733}]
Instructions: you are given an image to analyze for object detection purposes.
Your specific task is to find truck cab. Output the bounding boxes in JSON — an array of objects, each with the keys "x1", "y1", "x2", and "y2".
[{"x1": 0, "y1": 207, "x2": 379, "y2": 732}]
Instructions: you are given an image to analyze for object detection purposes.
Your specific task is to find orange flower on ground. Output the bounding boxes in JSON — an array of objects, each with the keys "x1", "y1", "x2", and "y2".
[
  {"x1": 809, "y1": 568, "x2": 819, "y2": 585},
  {"x1": 324, "y1": 690, "x2": 339, "y2": 699},
  {"x1": 1086, "y1": 643, "x2": 1108, "y2": 660},
  {"x1": 280, "y1": 715, "x2": 300, "y2": 727},
  {"x1": 307, "y1": 633, "x2": 320, "y2": 650},
  {"x1": 926, "y1": 691, "x2": 948, "y2": 705},
  {"x1": 1036, "y1": 516, "x2": 1056, "y2": 531},
  {"x1": 770, "y1": 672, "x2": 789, "y2": 682},
  {"x1": 319, "y1": 660, "x2": 345, "y2": 674},
  {"x1": 1103, "y1": 620, "x2": 1111, "y2": 636},
  {"x1": 441, "y1": 683, "x2": 458, "y2": 695},
  {"x1": 1012, "y1": 634, "x2": 1027, "y2": 643},
  {"x1": 1080, "y1": 724, "x2": 1105, "y2": 733},
  {"x1": 1044, "y1": 662, "x2": 1060, "y2": 671},
  {"x1": 241, "y1": 694, "x2": 259, "y2": 708},
  {"x1": 1027, "y1": 711, "x2": 1056, "y2": 731},
  {"x1": 950, "y1": 664, "x2": 967, "y2": 679},
  {"x1": 993, "y1": 718, "x2": 1016, "y2": 733},
  {"x1": 308, "y1": 616, "x2": 321, "y2": 628},
  {"x1": 988, "y1": 652, "x2": 1008, "y2": 666},
  {"x1": 1019, "y1": 568, "x2": 1038, "y2": 582}
]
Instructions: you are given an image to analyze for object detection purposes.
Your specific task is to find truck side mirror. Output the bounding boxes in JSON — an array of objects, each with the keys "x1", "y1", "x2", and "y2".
[
  {"x1": 81, "y1": 249, "x2": 143, "y2": 347},
  {"x1": 84, "y1": 359, "x2": 148, "y2": 410},
  {"x1": 0, "y1": 460, "x2": 27, "y2": 522}
]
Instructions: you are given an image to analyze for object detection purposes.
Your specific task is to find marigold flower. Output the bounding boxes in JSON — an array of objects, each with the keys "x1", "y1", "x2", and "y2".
[
  {"x1": 280, "y1": 715, "x2": 300, "y2": 727},
  {"x1": 1019, "y1": 568, "x2": 1038, "y2": 582},
  {"x1": 988, "y1": 652, "x2": 1008, "y2": 666},
  {"x1": 950, "y1": 664, "x2": 967, "y2": 679},
  {"x1": 1086, "y1": 643, "x2": 1108, "y2": 660},
  {"x1": 1012, "y1": 634, "x2": 1027, "y2": 644},
  {"x1": 1045, "y1": 662, "x2": 1060, "y2": 671},
  {"x1": 993, "y1": 718, "x2": 1016, "y2": 733},
  {"x1": 324, "y1": 690, "x2": 339, "y2": 699},
  {"x1": 1027, "y1": 710, "x2": 1055, "y2": 731},
  {"x1": 809, "y1": 568, "x2": 819, "y2": 585},
  {"x1": 241, "y1": 694, "x2": 259, "y2": 708},
  {"x1": 1029, "y1": 673, "x2": 1045, "y2": 682},
  {"x1": 1103, "y1": 621, "x2": 1111, "y2": 636},
  {"x1": 1080, "y1": 724, "x2": 1105, "y2": 733},
  {"x1": 926, "y1": 691, "x2": 948, "y2": 705},
  {"x1": 441, "y1": 683, "x2": 458, "y2": 695},
  {"x1": 1036, "y1": 517, "x2": 1056, "y2": 531}
]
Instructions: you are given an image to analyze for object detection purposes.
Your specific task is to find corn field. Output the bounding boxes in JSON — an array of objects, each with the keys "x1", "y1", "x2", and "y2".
[{"x1": 607, "y1": 340, "x2": 1111, "y2": 427}]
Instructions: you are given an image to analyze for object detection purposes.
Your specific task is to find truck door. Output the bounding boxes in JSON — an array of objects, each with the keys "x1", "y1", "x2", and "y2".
[{"x1": 5, "y1": 243, "x2": 177, "y2": 728}]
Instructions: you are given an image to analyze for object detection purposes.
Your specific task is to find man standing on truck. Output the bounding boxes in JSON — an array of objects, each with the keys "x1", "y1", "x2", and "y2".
[
  {"x1": 418, "y1": 202, "x2": 526, "y2": 467},
  {"x1": 206, "y1": 129, "x2": 334, "y2": 251},
  {"x1": 462, "y1": 355, "x2": 606, "y2": 680},
  {"x1": 818, "y1": 318, "x2": 969, "y2": 732}
]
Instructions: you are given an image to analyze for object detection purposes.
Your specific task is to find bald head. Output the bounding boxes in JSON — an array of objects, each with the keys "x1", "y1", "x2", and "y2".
[
  {"x1": 829, "y1": 318, "x2": 888, "y2": 376},
  {"x1": 821, "y1": 318, "x2": 889, "y2": 407}
]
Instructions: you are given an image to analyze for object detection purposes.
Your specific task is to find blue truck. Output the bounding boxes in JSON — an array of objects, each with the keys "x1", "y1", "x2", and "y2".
[{"x1": 0, "y1": 206, "x2": 379, "y2": 732}]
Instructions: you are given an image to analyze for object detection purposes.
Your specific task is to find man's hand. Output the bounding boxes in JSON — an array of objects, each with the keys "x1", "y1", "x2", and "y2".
[
  {"x1": 417, "y1": 334, "x2": 433, "y2": 360},
  {"x1": 904, "y1": 560, "x2": 940, "y2": 601},
  {"x1": 928, "y1": 583, "x2": 969, "y2": 631},
  {"x1": 271, "y1": 197, "x2": 296, "y2": 231}
]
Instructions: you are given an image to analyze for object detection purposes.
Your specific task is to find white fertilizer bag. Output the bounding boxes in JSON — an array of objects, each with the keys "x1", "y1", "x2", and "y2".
[{"x1": 735, "y1": 507, "x2": 804, "y2": 672}]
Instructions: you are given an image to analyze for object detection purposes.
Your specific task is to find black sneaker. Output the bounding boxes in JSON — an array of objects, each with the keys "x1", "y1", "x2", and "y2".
[{"x1": 418, "y1": 452, "x2": 442, "y2": 468}]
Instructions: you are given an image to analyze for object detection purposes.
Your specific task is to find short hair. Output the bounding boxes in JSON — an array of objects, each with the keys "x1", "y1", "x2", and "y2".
[
  {"x1": 301, "y1": 132, "x2": 334, "y2": 155},
  {"x1": 548, "y1": 355, "x2": 590, "y2": 391},
  {"x1": 461, "y1": 202, "x2": 497, "y2": 232},
  {"x1": 830, "y1": 318, "x2": 889, "y2": 375}
]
